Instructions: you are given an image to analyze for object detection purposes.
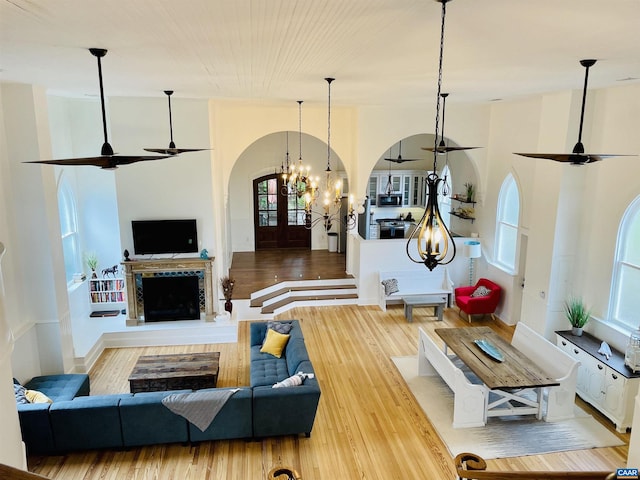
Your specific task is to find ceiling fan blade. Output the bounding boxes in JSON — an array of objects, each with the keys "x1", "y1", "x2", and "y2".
[
  {"x1": 24, "y1": 48, "x2": 171, "y2": 168},
  {"x1": 144, "y1": 147, "x2": 208, "y2": 155},
  {"x1": 144, "y1": 90, "x2": 208, "y2": 155},
  {"x1": 383, "y1": 157, "x2": 422, "y2": 164},
  {"x1": 514, "y1": 59, "x2": 635, "y2": 164},
  {"x1": 515, "y1": 152, "x2": 632, "y2": 165},
  {"x1": 26, "y1": 154, "x2": 170, "y2": 169},
  {"x1": 421, "y1": 146, "x2": 479, "y2": 153}
]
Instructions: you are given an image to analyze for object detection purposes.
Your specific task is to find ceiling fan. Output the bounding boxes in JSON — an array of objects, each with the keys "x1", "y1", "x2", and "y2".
[
  {"x1": 422, "y1": 93, "x2": 478, "y2": 154},
  {"x1": 515, "y1": 59, "x2": 633, "y2": 165},
  {"x1": 384, "y1": 140, "x2": 422, "y2": 164},
  {"x1": 25, "y1": 48, "x2": 170, "y2": 169},
  {"x1": 144, "y1": 90, "x2": 209, "y2": 155}
]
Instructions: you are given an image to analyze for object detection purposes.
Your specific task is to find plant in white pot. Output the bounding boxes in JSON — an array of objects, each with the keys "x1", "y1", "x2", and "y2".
[{"x1": 564, "y1": 296, "x2": 591, "y2": 336}]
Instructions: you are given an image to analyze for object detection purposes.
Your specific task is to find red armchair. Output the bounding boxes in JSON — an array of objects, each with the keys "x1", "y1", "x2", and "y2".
[{"x1": 454, "y1": 278, "x2": 502, "y2": 322}]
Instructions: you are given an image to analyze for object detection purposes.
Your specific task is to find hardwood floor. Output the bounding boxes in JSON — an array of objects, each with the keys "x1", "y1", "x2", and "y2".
[
  {"x1": 27, "y1": 305, "x2": 628, "y2": 479},
  {"x1": 229, "y1": 249, "x2": 350, "y2": 299}
]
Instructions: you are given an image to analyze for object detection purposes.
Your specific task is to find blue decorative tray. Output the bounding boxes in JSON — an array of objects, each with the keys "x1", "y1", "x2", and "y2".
[{"x1": 474, "y1": 339, "x2": 504, "y2": 362}]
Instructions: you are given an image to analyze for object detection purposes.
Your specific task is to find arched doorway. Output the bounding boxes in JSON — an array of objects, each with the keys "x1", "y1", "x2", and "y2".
[{"x1": 253, "y1": 173, "x2": 310, "y2": 250}]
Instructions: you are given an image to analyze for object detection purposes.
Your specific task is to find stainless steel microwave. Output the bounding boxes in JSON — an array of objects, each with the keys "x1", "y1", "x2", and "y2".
[{"x1": 378, "y1": 194, "x2": 402, "y2": 207}]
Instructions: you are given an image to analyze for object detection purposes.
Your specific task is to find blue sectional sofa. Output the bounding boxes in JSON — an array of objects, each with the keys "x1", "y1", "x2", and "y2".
[
  {"x1": 249, "y1": 320, "x2": 321, "y2": 438},
  {"x1": 15, "y1": 320, "x2": 321, "y2": 454}
]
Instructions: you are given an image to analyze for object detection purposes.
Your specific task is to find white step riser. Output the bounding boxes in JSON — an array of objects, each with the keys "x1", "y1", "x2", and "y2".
[
  {"x1": 272, "y1": 297, "x2": 359, "y2": 316},
  {"x1": 262, "y1": 288, "x2": 358, "y2": 308},
  {"x1": 250, "y1": 278, "x2": 356, "y2": 300}
]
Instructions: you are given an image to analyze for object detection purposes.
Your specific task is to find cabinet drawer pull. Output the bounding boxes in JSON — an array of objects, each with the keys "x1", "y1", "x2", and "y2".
[
  {"x1": 611, "y1": 373, "x2": 618, "y2": 380},
  {"x1": 573, "y1": 349, "x2": 579, "y2": 354},
  {"x1": 561, "y1": 341, "x2": 567, "y2": 346},
  {"x1": 597, "y1": 364, "x2": 603, "y2": 370}
]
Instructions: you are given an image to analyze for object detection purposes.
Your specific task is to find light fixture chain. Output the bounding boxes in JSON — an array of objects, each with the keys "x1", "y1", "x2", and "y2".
[
  {"x1": 326, "y1": 78, "x2": 334, "y2": 172},
  {"x1": 433, "y1": 0, "x2": 447, "y2": 172},
  {"x1": 298, "y1": 100, "x2": 303, "y2": 161}
]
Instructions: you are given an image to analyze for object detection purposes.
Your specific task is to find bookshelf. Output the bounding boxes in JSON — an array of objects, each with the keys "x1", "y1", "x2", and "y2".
[{"x1": 89, "y1": 278, "x2": 125, "y2": 304}]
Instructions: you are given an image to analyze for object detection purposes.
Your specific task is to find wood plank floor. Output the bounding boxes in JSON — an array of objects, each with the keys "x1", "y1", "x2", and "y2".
[
  {"x1": 230, "y1": 249, "x2": 350, "y2": 299},
  {"x1": 27, "y1": 305, "x2": 628, "y2": 479}
]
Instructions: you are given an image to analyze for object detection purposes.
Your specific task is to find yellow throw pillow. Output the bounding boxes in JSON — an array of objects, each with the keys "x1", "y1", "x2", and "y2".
[
  {"x1": 25, "y1": 389, "x2": 53, "y2": 404},
  {"x1": 260, "y1": 329, "x2": 290, "y2": 358}
]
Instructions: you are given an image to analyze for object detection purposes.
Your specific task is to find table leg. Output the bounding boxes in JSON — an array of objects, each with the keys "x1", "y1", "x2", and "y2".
[
  {"x1": 536, "y1": 387, "x2": 543, "y2": 420},
  {"x1": 436, "y1": 304, "x2": 443, "y2": 321},
  {"x1": 405, "y1": 304, "x2": 413, "y2": 322}
]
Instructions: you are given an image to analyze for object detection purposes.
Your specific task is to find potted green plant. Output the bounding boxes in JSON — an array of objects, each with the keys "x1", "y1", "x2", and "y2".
[
  {"x1": 84, "y1": 253, "x2": 98, "y2": 278},
  {"x1": 464, "y1": 182, "x2": 475, "y2": 202},
  {"x1": 564, "y1": 296, "x2": 591, "y2": 336}
]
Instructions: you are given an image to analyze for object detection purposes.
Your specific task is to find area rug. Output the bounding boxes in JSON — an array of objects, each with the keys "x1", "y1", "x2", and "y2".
[{"x1": 391, "y1": 356, "x2": 624, "y2": 459}]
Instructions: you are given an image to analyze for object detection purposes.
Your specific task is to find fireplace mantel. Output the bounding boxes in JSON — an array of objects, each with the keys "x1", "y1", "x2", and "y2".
[{"x1": 122, "y1": 257, "x2": 215, "y2": 326}]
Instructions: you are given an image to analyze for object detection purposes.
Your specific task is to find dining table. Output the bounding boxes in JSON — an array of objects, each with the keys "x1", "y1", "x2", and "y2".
[{"x1": 434, "y1": 326, "x2": 559, "y2": 420}]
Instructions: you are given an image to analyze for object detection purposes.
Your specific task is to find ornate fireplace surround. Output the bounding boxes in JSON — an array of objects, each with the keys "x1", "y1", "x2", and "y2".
[{"x1": 121, "y1": 257, "x2": 215, "y2": 326}]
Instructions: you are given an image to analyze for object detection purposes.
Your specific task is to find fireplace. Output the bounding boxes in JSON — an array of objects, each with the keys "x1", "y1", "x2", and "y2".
[
  {"x1": 142, "y1": 275, "x2": 200, "y2": 322},
  {"x1": 122, "y1": 258, "x2": 215, "y2": 326}
]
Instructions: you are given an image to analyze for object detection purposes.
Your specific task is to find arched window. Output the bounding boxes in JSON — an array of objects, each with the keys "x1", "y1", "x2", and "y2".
[
  {"x1": 438, "y1": 165, "x2": 452, "y2": 228},
  {"x1": 495, "y1": 174, "x2": 520, "y2": 272},
  {"x1": 609, "y1": 197, "x2": 640, "y2": 331},
  {"x1": 57, "y1": 175, "x2": 81, "y2": 285}
]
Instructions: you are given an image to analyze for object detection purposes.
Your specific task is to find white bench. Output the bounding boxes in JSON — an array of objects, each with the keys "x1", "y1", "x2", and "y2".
[
  {"x1": 511, "y1": 322, "x2": 580, "y2": 422},
  {"x1": 418, "y1": 327, "x2": 487, "y2": 428},
  {"x1": 378, "y1": 268, "x2": 453, "y2": 312}
]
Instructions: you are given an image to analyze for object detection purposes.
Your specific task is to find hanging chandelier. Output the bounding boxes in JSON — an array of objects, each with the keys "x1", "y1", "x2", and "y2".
[
  {"x1": 281, "y1": 101, "x2": 319, "y2": 199},
  {"x1": 304, "y1": 78, "x2": 356, "y2": 231},
  {"x1": 406, "y1": 0, "x2": 457, "y2": 271}
]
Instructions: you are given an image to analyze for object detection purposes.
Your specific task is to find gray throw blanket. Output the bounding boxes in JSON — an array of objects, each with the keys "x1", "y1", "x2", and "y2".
[{"x1": 162, "y1": 388, "x2": 240, "y2": 431}]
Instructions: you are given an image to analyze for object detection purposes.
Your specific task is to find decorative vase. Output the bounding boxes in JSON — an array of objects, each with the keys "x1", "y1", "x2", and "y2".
[
  {"x1": 224, "y1": 299, "x2": 233, "y2": 313},
  {"x1": 571, "y1": 326, "x2": 583, "y2": 336},
  {"x1": 91, "y1": 269, "x2": 97, "y2": 279}
]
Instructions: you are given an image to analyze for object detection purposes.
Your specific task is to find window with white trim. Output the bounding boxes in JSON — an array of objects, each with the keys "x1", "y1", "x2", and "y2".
[
  {"x1": 57, "y1": 175, "x2": 81, "y2": 285},
  {"x1": 609, "y1": 196, "x2": 640, "y2": 331},
  {"x1": 495, "y1": 174, "x2": 520, "y2": 272}
]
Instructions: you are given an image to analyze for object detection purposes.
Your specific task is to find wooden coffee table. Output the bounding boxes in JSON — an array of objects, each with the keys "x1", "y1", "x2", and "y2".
[{"x1": 128, "y1": 352, "x2": 220, "y2": 393}]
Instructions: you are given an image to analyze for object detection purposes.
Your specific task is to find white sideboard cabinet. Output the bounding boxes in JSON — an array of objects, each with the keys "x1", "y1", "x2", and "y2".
[{"x1": 556, "y1": 330, "x2": 640, "y2": 432}]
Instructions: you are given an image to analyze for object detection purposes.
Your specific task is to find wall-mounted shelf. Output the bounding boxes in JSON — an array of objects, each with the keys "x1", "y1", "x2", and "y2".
[
  {"x1": 449, "y1": 197, "x2": 476, "y2": 223},
  {"x1": 450, "y1": 196, "x2": 476, "y2": 206},
  {"x1": 449, "y1": 211, "x2": 475, "y2": 223}
]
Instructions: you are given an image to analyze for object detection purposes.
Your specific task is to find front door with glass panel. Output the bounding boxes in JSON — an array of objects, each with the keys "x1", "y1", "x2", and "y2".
[{"x1": 253, "y1": 174, "x2": 310, "y2": 250}]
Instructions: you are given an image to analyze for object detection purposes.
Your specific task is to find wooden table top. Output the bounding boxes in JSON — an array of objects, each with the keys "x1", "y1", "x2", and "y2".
[
  {"x1": 434, "y1": 327, "x2": 558, "y2": 390},
  {"x1": 128, "y1": 352, "x2": 220, "y2": 381}
]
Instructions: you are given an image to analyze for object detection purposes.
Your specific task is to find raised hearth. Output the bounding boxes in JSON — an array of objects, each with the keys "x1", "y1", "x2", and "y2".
[{"x1": 122, "y1": 257, "x2": 215, "y2": 326}]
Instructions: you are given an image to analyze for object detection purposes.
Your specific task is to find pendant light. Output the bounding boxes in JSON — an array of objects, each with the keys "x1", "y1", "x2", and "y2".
[
  {"x1": 406, "y1": 0, "x2": 457, "y2": 271},
  {"x1": 304, "y1": 78, "x2": 356, "y2": 231},
  {"x1": 283, "y1": 101, "x2": 318, "y2": 199}
]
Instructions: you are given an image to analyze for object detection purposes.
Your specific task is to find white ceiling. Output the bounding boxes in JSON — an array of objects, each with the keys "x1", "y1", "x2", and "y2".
[{"x1": 1, "y1": 0, "x2": 639, "y2": 107}]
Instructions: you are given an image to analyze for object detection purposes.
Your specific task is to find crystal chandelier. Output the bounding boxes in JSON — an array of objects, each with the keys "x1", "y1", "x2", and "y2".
[
  {"x1": 304, "y1": 78, "x2": 356, "y2": 231},
  {"x1": 406, "y1": 0, "x2": 457, "y2": 271}
]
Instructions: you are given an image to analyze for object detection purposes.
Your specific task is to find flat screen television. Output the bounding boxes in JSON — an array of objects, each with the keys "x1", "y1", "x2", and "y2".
[{"x1": 132, "y1": 219, "x2": 198, "y2": 255}]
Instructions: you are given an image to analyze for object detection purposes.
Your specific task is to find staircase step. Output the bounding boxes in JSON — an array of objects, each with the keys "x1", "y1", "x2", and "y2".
[
  {"x1": 250, "y1": 279, "x2": 356, "y2": 307},
  {"x1": 261, "y1": 291, "x2": 359, "y2": 314}
]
